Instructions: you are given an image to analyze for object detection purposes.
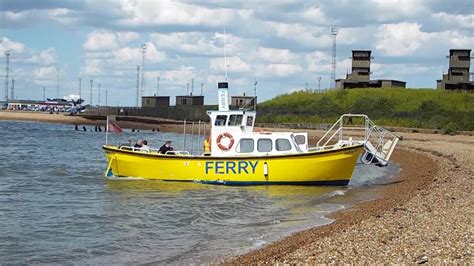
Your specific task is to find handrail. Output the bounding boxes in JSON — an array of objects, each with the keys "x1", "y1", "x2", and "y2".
[
  {"x1": 315, "y1": 113, "x2": 400, "y2": 166},
  {"x1": 316, "y1": 116, "x2": 342, "y2": 147}
]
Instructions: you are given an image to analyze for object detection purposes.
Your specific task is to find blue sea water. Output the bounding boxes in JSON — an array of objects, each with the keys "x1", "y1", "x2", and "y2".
[{"x1": 0, "y1": 121, "x2": 398, "y2": 264}]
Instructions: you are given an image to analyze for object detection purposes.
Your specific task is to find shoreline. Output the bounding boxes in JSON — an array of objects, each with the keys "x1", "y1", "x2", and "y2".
[
  {"x1": 1, "y1": 111, "x2": 472, "y2": 263},
  {"x1": 224, "y1": 135, "x2": 472, "y2": 263}
]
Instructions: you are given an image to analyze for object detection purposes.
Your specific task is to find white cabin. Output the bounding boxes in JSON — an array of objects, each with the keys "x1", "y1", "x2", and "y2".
[
  {"x1": 207, "y1": 81, "x2": 307, "y2": 157},
  {"x1": 207, "y1": 110, "x2": 308, "y2": 157}
]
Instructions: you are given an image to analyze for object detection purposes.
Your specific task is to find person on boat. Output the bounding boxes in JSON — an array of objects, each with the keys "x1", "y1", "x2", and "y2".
[
  {"x1": 159, "y1": 141, "x2": 174, "y2": 154},
  {"x1": 203, "y1": 137, "x2": 211, "y2": 154},
  {"x1": 133, "y1": 140, "x2": 143, "y2": 149},
  {"x1": 140, "y1": 140, "x2": 150, "y2": 152}
]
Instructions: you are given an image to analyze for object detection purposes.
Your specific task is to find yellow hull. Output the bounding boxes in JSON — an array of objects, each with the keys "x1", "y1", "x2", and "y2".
[{"x1": 103, "y1": 145, "x2": 363, "y2": 186}]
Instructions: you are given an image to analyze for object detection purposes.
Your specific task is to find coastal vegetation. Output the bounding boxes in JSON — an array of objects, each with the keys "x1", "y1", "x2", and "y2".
[{"x1": 257, "y1": 88, "x2": 474, "y2": 132}]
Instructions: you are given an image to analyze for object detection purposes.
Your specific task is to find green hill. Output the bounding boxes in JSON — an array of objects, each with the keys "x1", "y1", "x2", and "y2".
[{"x1": 257, "y1": 88, "x2": 474, "y2": 132}]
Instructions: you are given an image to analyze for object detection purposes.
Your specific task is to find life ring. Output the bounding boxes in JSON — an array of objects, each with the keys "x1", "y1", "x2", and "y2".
[{"x1": 216, "y1": 132, "x2": 234, "y2": 151}]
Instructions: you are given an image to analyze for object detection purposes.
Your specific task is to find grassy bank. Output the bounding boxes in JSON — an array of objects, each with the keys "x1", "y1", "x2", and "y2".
[{"x1": 257, "y1": 88, "x2": 474, "y2": 132}]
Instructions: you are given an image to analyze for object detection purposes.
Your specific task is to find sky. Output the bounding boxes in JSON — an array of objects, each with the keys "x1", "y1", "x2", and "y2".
[{"x1": 1, "y1": 0, "x2": 473, "y2": 106}]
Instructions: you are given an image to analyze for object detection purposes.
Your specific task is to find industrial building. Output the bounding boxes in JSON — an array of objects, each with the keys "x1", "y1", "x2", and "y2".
[
  {"x1": 175, "y1": 95, "x2": 204, "y2": 106},
  {"x1": 231, "y1": 94, "x2": 256, "y2": 109},
  {"x1": 437, "y1": 49, "x2": 474, "y2": 91},
  {"x1": 141, "y1": 96, "x2": 170, "y2": 109},
  {"x1": 336, "y1": 50, "x2": 406, "y2": 89}
]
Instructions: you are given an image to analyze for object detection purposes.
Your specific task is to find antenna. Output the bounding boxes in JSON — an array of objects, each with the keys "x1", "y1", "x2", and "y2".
[
  {"x1": 200, "y1": 83, "x2": 204, "y2": 96},
  {"x1": 4, "y1": 51, "x2": 10, "y2": 101},
  {"x1": 56, "y1": 67, "x2": 60, "y2": 98},
  {"x1": 191, "y1": 78, "x2": 194, "y2": 95},
  {"x1": 223, "y1": 24, "x2": 228, "y2": 80},
  {"x1": 186, "y1": 82, "x2": 189, "y2": 95},
  {"x1": 253, "y1": 79, "x2": 257, "y2": 111},
  {"x1": 136, "y1": 65, "x2": 140, "y2": 107},
  {"x1": 156, "y1": 76, "x2": 160, "y2": 96},
  {"x1": 43, "y1": 86, "x2": 46, "y2": 101},
  {"x1": 89, "y1": 79, "x2": 93, "y2": 105},
  {"x1": 10, "y1": 78, "x2": 14, "y2": 99},
  {"x1": 78, "y1": 77, "x2": 82, "y2": 101},
  {"x1": 317, "y1": 76, "x2": 322, "y2": 91},
  {"x1": 330, "y1": 27, "x2": 338, "y2": 89},
  {"x1": 141, "y1": 43, "x2": 147, "y2": 98},
  {"x1": 98, "y1": 83, "x2": 101, "y2": 106}
]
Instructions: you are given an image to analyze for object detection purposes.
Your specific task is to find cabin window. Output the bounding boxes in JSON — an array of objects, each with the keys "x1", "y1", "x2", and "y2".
[
  {"x1": 228, "y1": 115, "x2": 243, "y2": 126},
  {"x1": 257, "y1": 139, "x2": 273, "y2": 152},
  {"x1": 215, "y1": 115, "x2": 227, "y2": 126},
  {"x1": 276, "y1": 138, "x2": 292, "y2": 151},
  {"x1": 295, "y1": 135, "x2": 306, "y2": 145},
  {"x1": 238, "y1": 138, "x2": 254, "y2": 153},
  {"x1": 246, "y1": 116, "x2": 254, "y2": 126}
]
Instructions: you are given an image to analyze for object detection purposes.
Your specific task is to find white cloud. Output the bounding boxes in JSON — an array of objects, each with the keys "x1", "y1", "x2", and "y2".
[
  {"x1": 162, "y1": 65, "x2": 197, "y2": 84},
  {"x1": 83, "y1": 59, "x2": 103, "y2": 76},
  {"x1": 264, "y1": 21, "x2": 333, "y2": 48},
  {"x1": 375, "y1": 23, "x2": 428, "y2": 56},
  {"x1": 256, "y1": 63, "x2": 303, "y2": 77},
  {"x1": 300, "y1": 7, "x2": 330, "y2": 25},
  {"x1": 115, "y1": 0, "x2": 252, "y2": 28},
  {"x1": 151, "y1": 32, "x2": 221, "y2": 56},
  {"x1": 0, "y1": 37, "x2": 26, "y2": 54},
  {"x1": 432, "y1": 12, "x2": 474, "y2": 29},
  {"x1": 376, "y1": 22, "x2": 474, "y2": 56},
  {"x1": 34, "y1": 65, "x2": 57, "y2": 80},
  {"x1": 210, "y1": 56, "x2": 251, "y2": 73},
  {"x1": 256, "y1": 47, "x2": 299, "y2": 64},
  {"x1": 110, "y1": 42, "x2": 166, "y2": 65},
  {"x1": 27, "y1": 48, "x2": 57, "y2": 65},
  {"x1": 83, "y1": 30, "x2": 139, "y2": 51},
  {"x1": 371, "y1": 0, "x2": 427, "y2": 20}
]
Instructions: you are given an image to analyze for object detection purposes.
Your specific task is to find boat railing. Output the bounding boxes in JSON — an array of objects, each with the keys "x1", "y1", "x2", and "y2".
[
  {"x1": 117, "y1": 145, "x2": 191, "y2": 156},
  {"x1": 315, "y1": 114, "x2": 400, "y2": 166}
]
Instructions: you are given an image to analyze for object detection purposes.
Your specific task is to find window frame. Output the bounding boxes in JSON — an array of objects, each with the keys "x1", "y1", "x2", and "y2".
[
  {"x1": 228, "y1": 114, "x2": 243, "y2": 126},
  {"x1": 246, "y1": 116, "x2": 254, "y2": 126},
  {"x1": 257, "y1": 138, "x2": 273, "y2": 153},
  {"x1": 275, "y1": 138, "x2": 292, "y2": 151},
  {"x1": 238, "y1": 138, "x2": 255, "y2": 153},
  {"x1": 215, "y1": 115, "x2": 228, "y2": 126},
  {"x1": 294, "y1": 135, "x2": 306, "y2": 145}
]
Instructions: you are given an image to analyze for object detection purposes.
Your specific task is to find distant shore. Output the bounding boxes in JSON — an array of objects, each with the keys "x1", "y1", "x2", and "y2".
[
  {"x1": 0, "y1": 111, "x2": 186, "y2": 132},
  {"x1": 0, "y1": 111, "x2": 95, "y2": 125},
  {"x1": 1, "y1": 110, "x2": 472, "y2": 263}
]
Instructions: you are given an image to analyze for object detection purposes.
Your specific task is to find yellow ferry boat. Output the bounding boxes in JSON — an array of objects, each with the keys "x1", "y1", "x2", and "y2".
[{"x1": 103, "y1": 82, "x2": 399, "y2": 186}]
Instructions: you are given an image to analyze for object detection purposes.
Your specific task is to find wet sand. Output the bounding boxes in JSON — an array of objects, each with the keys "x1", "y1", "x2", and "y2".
[
  {"x1": 0, "y1": 111, "x2": 171, "y2": 131},
  {"x1": 1, "y1": 111, "x2": 472, "y2": 263},
  {"x1": 0, "y1": 111, "x2": 95, "y2": 125}
]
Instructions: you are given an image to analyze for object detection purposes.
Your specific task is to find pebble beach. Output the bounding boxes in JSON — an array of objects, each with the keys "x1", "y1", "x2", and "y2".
[{"x1": 225, "y1": 133, "x2": 473, "y2": 264}]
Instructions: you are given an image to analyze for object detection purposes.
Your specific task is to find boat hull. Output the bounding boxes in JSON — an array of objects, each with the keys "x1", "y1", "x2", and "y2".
[{"x1": 103, "y1": 145, "x2": 363, "y2": 186}]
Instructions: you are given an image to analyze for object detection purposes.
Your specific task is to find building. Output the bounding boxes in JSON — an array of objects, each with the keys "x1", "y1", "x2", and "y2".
[
  {"x1": 231, "y1": 93, "x2": 256, "y2": 109},
  {"x1": 175, "y1": 95, "x2": 204, "y2": 106},
  {"x1": 336, "y1": 50, "x2": 406, "y2": 89},
  {"x1": 437, "y1": 49, "x2": 474, "y2": 91},
  {"x1": 141, "y1": 96, "x2": 170, "y2": 109}
]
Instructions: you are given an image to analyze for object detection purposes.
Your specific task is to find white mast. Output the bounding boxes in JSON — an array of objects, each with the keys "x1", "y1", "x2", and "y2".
[
  {"x1": 218, "y1": 24, "x2": 230, "y2": 111},
  {"x1": 223, "y1": 24, "x2": 228, "y2": 81}
]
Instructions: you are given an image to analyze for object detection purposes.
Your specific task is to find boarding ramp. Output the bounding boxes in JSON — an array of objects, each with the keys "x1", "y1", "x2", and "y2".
[{"x1": 314, "y1": 114, "x2": 400, "y2": 167}]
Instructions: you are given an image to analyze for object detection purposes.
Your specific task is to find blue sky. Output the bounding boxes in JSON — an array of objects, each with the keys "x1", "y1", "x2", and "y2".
[{"x1": 1, "y1": 0, "x2": 473, "y2": 106}]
